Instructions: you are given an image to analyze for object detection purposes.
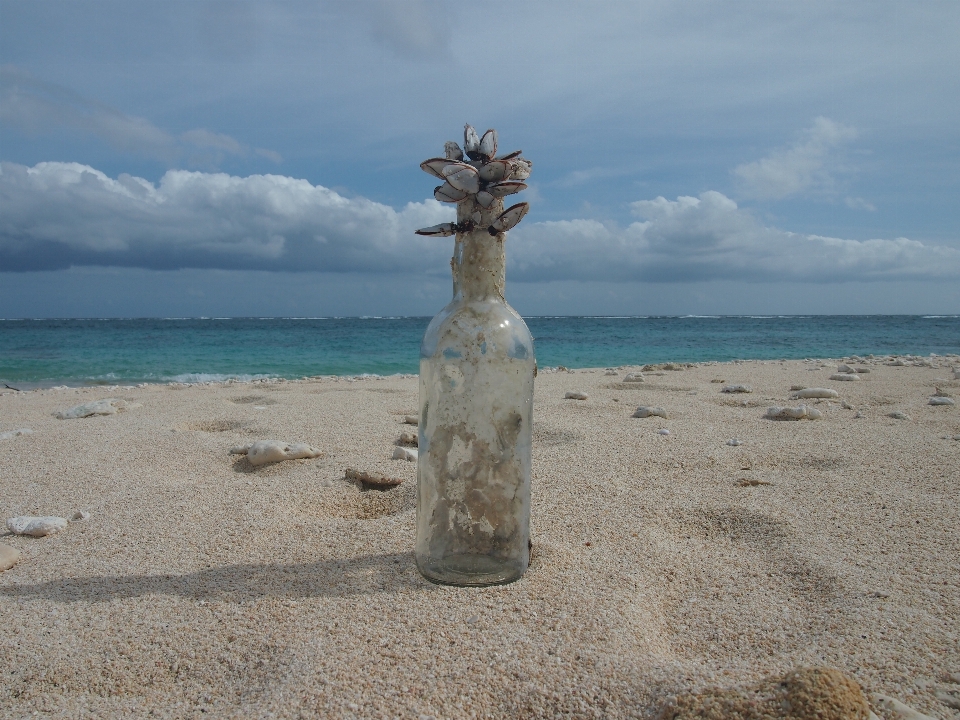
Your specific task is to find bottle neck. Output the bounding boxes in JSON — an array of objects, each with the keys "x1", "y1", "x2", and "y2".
[{"x1": 452, "y1": 199, "x2": 506, "y2": 302}]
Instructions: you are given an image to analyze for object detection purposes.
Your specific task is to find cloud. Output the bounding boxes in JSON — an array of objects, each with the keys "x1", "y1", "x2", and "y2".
[
  {"x1": 0, "y1": 66, "x2": 280, "y2": 167},
  {"x1": 346, "y1": 0, "x2": 452, "y2": 59},
  {"x1": 732, "y1": 117, "x2": 858, "y2": 200},
  {"x1": 0, "y1": 161, "x2": 451, "y2": 272},
  {"x1": 509, "y1": 190, "x2": 960, "y2": 283},
  {"x1": 2, "y1": 162, "x2": 958, "y2": 284},
  {"x1": 845, "y1": 196, "x2": 876, "y2": 212}
]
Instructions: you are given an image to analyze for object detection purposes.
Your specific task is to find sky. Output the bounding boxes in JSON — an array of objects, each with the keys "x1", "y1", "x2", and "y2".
[{"x1": 1, "y1": 0, "x2": 959, "y2": 317}]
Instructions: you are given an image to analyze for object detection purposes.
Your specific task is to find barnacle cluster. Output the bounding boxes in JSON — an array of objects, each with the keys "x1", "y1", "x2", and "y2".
[{"x1": 415, "y1": 124, "x2": 531, "y2": 237}]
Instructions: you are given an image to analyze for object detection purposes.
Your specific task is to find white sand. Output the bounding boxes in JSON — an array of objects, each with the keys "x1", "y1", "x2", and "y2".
[{"x1": 2, "y1": 356, "x2": 959, "y2": 718}]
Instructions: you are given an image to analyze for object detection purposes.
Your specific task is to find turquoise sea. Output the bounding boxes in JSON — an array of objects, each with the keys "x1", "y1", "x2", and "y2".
[{"x1": 1, "y1": 316, "x2": 958, "y2": 389}]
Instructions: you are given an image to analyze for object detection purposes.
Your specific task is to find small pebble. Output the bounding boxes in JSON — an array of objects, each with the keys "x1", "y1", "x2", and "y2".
[
  {"x1": 791, "y1": 388, "x2": 839, "y2": 399},
  {"x1": 397, "y1": 432, "x2": 418, "y2": 446},
  {"x1": 837, "y1": 363, "x2": 868, "y2": 374},
  {"x1": 402, "y1": 415, "x2": 419, "y2": 425},
  {"x1": 658, "y1": 429, "x2": 670, "y2": 435},
  {"x1": 393, "y1": 446, "x2": 417, "y2": 461},
  {"x1": 726, "y1": 438, "x2": 742, "y2": 446},
  {"x1": 604, "y1": 370, "x2": 618, "y2": 376},
  {"x1": 622, "y1": 373, "x2": 644, "y2": 383},
  {"x1": 345, "y1": 468, "x2": 403, "y2": 488},
  {"x1": 721, "y1": 385, "x2": 752, "y2": 393},
  {"x1": 929, "y1": 397, "x2": 955, "y2": 406},
  {"x1": 0, "y1": 544, "x2": 21, "y2": 571},
  {"x1": 564, "y1": 391, "x2": 588, "y2": 400},
  {"x1": 70, "y1": 510, "x2": 90, "y2": 522},
  {"x1": 6, "y1": 516, "x2": 69, "y2": 537},
  {"x1": 466, "y1": 615, "x2": 478, "y2": 624},
  {"x1": 841, "y1": 400, "x2": 853, "y2": 410},
  {"x1": 888, "y1": 411, "x2": 911, "y2": 420},
  {"x1": 764, "y1": 405, "x2": 822, "y2": 421},
  {"x1": 830, "y1": 373, "x2": 860, "y2": 381},
  {"x1": 633, "y1": 406, "x2": 667, "y2": 419}
]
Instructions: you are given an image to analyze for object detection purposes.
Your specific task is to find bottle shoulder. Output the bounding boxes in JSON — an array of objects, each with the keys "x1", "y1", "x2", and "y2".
[{"x1": 421, "y1": 298, "x2": 534, "y2": 360}]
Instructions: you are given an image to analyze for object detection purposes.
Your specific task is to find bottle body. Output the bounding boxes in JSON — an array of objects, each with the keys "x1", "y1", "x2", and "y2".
[{"x1": 416, "y1": 277, "x2": 535, "y2": 586}]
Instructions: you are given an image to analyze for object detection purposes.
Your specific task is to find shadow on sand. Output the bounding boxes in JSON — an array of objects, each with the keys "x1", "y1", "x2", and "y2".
[{"x1": 0, "y1": 552, "x2": 436, "y2": 604}]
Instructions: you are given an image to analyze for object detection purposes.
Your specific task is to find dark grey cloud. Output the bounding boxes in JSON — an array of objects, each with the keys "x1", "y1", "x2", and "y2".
[{"x1": 3, "y1": 162, "x2": 957, "y2": 284}]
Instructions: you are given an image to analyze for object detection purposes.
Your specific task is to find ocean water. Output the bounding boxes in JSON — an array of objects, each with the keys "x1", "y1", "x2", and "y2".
[{"x1": 1, "y1": 316, "x2": 958, "y2": 388}]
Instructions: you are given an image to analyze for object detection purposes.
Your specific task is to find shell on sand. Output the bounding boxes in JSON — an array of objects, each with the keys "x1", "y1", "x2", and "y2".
[
  {"x1": 345, "y1": 467, "x2": 403, "y2": 488},
  {"x1": 7, "y1": 516, "x2": 68, "y2": 537},
  {"x1": 633, "y1": 406, "x2": 667, "y2": 419},
  {"x1": 792, "y1": 388, "x2": 839, "y2": 399},
  {"x1": 56, "y1": 399, "x2": 122, "y2": 419},
  {"x1": 229, "y1": 440, "x2": 323, "y2": 466},
  {"x1": 765, "y1": 405, "x2": 822, "y2": 420},
  {"x1": 0, "y1": 544, "x2": 21, "y2": 571}
]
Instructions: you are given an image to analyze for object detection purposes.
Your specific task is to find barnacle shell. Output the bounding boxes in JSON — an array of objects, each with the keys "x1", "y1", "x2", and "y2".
[{"x1": 488, "y1": 202, "x2": 529, "y2": 234}]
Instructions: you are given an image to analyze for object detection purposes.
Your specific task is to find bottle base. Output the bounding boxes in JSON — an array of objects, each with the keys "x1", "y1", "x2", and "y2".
[{"x1": 416, "y1": 552, "x2": 527, "y2": 587}]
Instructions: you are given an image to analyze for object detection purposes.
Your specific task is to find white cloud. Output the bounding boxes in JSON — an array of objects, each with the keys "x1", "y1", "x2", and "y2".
[
  {"x1": 2, "y1": 162, "x2": 958, "y2": 284},
  {"x1": 0, "y1": 161, "x2": 451, "y2": 272},
  {"x1": 0, "y1": 66, "x2": 280, "y2": 167},
  {"x1": 732, "y1": 117, "x2": 858, "y2": 200},
  {"x1": 510, "y1": 190, "x2": 960, "y2": 283},
  {"x1": 845, "y1": 196, "x2": 876, "y2": 212}
]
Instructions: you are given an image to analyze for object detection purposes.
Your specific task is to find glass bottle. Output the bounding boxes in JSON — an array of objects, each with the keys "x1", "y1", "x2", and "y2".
[{"x1": 415, "y1": 195, "x2": 536, "y2": 586}]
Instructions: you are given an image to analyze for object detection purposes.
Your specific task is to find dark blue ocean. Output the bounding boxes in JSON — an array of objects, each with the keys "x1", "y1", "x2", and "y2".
[{"x1": 1, "y1": 316, "x2": 958, "y2": 388}]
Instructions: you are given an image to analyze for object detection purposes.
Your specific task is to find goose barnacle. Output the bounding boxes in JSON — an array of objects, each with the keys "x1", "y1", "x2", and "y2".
[
  {"x1": 487, "y1": 180, "x2": 527, "y2": 198},
  {"x1": 478, "y1": 159, "x2": 515, "y2": 183},
  {"x1": 444, "y1": 141, "x2": 464, "y2": 161},
  {"x1": 488, "y1": 202, "x2": 530, "y2": 234},
  {"x1": 510, "y1": 159, "x2": 533, "y2": 180},
  {"x1": 441, "y1": 162, "x2": 481, "y2": 194},
  {"x1": 420, "y1": 157, "x2": 455, "y2": 179},
  {"x1": 415, "y1": 223, "x2": 458, "y2": 237},
  {"x1": 434, "y1": 183, "x2": 469, "y2": 203},
  {"x1": 464, "y1": 124, "x2": 481, "y2": 159},
  {"x1": 475, "y1": 190, "x2": 496, "y2": 208},
  {"x1": 478, "y1": 128, "x2": 498, "y2": 160}
]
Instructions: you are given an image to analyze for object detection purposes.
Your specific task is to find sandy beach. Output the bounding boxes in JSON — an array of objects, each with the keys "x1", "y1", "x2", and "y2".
[{"x1": 2, "y1": 356, "x2": 959, "y2": 719}]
